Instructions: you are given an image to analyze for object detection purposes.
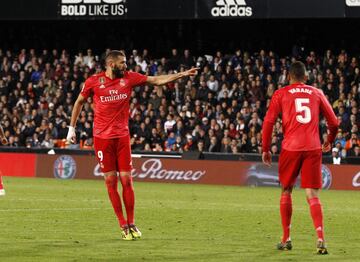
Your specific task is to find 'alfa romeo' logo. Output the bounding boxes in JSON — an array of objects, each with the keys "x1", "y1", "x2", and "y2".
[{"x1": 54, "y1": 155, "x2": 77, "y2": 179}]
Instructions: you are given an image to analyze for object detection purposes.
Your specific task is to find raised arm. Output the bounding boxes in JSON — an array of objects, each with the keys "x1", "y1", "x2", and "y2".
[{"x1": 146, "y1": 68, "x2": 199, "y2": 86}]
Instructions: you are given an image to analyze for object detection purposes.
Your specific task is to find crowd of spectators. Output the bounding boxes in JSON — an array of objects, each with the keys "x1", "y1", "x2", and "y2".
[{"x1": 0, "y1": 47, "x2": 360, "y2": 159}]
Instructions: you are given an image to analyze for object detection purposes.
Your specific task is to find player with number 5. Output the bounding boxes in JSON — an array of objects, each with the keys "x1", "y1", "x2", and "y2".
[{"x1": 262, "y1": 61, "x2": 338, "y2": 254}]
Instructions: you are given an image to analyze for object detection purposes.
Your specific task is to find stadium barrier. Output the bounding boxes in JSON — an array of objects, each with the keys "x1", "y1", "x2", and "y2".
[{"x1": 1, "y1": 150, "x2": 360, "y2": 191}]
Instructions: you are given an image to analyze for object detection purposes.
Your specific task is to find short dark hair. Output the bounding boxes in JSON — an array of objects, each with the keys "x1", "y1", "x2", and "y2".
[
  {"x1": 105, "y1": 50, "x2": 126, "y2": 63},
  {"x1": 289, "y1": 61, "x2": 306, "y2": 82}
]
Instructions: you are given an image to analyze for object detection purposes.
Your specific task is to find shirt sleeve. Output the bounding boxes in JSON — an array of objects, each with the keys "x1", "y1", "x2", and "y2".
[
  {"x1": 128, "y1": 71, "x2": 147, "y2": 87},
  {"x1": 262, "y1": 90, "x2": 282, "y2": 152},
  {"x1": 80, "y1": 78, "x2": 93, "y2": 99},
  {"x1": 319, "y1": 90, "x2": 339, "y2": 144}
]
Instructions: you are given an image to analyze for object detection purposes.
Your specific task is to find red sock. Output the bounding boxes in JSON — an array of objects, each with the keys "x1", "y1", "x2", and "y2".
[
  {"x1": 0, "y1": 176, "x2": 3, "y2": 190},
  {"x1": 280, "y1": 193, "x2": 292, "y2": 243},
  {"x1": 119, "y1": 175, "x2": 135, "y2": 225},
  {"x1": 308, "y1": 197, "x2": 324, "y2": 241},
  {"x1": 105, "y1": 176, "x2": 127, "y2": 228}
]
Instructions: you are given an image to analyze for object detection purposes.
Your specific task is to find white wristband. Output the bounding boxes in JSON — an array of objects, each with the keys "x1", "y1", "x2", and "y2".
[{"x1": 66, "y1": 126, "x2": 76, "y2": 141}]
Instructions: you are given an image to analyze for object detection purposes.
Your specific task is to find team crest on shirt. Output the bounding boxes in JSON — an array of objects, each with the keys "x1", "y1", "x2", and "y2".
[
  {"x1": 99, "y1": 77, "x2": 106, "y2": 88},
  {"x1": 119, "y1": 79, "x2": 126, "y2": 87}
]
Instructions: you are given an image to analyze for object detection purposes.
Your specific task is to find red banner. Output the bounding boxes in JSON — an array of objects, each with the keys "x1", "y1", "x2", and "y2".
[
  {"x1": 0, "y1": 153, "x2": 36, "y2": 177},
  {"x1": 1, "y1": 152, "x2": 360, "y2": 190},
  {"x1": 326, "y1": 165, "x2": 360, "y2": 190}
]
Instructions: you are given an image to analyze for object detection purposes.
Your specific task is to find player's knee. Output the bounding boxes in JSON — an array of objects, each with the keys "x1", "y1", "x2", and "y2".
[
  {"x1": 305, "y1": 188, "x2": 319, "y2": 199},
  {"x1": 105, "y1": 175, "x2": 117, "y2": 189},
  {"x1": 120, "y1": 176, "x2": 133, "y2": 189},
  {"x1": 281, "y1": 187, "x2": 293, "y2": 195}
]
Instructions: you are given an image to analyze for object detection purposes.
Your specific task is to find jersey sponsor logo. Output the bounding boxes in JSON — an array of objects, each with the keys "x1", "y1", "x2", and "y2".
[
  {"x1": 346, "y1": 0, "x2": 360, "y2": 6},
  {"x1": 211, "y1": 0, "x2": 253, "y2": 17},
  {"x1": 60, "y1": 0, "x2": 127, "y2": 17},
  {"x1": 100, "y1": 89, "x2": 128, "y2": 102},
  {"x1": 54, "y1": 155, "x2": 77, "y2": 179}
]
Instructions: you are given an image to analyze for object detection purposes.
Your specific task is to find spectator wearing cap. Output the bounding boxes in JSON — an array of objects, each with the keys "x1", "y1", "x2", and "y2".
[
  {"x1": 184, "y1": 134, "x2": 196, "y2": 151},
  {"x1": 201, "y1": 117, "x2": 210, "y2": 133},
  {"x1": 334, "y1": 131, "x2": 346, "y2": 148},
  {"x1": 332, "y1": 147, "x2": 341, "y2": 164}
]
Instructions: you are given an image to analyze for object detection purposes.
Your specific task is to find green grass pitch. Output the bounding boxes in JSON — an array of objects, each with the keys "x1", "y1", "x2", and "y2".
[{"x1": 0, "y1": 177, "x2": 359, "y2": 261}]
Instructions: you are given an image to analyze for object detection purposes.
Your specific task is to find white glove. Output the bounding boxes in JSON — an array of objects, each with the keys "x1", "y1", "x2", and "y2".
[{"x1": 66, "y1": 126, "x2": 76, "y2": 144}]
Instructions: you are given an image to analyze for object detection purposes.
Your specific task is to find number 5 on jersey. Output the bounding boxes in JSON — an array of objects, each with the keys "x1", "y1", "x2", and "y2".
[{"x1": 295, "y1": 98, "x2": 311, "y2": 124}]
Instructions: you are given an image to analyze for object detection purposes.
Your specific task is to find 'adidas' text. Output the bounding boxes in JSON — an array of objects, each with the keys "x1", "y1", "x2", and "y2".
[{"x1": 211, "y1": 0, "x2": 252, "y2": 17}]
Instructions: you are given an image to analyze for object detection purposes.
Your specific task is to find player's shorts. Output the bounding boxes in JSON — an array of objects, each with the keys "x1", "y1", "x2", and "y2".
[
  {"x1": 93, "y1": 136, "x2": 132, "y2": 173},
  {"x1": 278, "y1": 149, "x2": 322, "y2": 189}
]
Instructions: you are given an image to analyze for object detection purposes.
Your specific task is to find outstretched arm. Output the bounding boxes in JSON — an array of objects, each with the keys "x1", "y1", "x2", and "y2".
[
  {"x1": 67, "y1": 94, "x2": 86, "y2": 144},
  {"x1": 146, "y1": 68, "x2": 199, "y2": 86}
]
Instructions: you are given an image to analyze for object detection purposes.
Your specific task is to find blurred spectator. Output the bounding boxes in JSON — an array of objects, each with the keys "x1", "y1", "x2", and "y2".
[{"x1": 0, "y1": 47, "x2": 358, "y2": 158}]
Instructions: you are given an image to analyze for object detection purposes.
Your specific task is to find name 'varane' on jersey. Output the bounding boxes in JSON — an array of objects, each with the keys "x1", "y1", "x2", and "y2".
[
  {"x1": 262, "y1": 83, "x2": 338, "y2": 152},
  {"x1": 81, "y1": 71, "x2": 147, "y2": 139}
]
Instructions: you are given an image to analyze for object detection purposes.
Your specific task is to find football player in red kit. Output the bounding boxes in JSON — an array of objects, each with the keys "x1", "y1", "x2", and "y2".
[
  {"x1": 0, "y1": 123, "x2": 8, "y2": 196},
  {"x1": 262, "y1": 61, "x2": 338, "y2": 254},
  {"x1": 67, "y1": 50, "x2": 198, "y2": 240}
]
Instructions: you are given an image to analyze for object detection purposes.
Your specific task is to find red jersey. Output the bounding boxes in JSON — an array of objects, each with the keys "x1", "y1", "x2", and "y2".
[
  {"x1": 262, "y1": 83, "x2": 338, "y2": 152},
  {"x1": 81, "y1": 71, "x2": 147, "y2": 139}
]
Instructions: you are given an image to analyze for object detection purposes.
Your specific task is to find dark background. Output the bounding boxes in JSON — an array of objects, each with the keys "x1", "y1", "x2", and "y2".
[{"x1": 1, "y1": 19, "x2": 360, "y2": 58}]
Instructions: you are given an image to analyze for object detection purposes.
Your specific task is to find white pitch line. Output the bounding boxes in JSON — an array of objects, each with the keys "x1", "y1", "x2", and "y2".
[
  {"x1": 0, "y1": 207, "x2": 110, "y2": 212},
  {"x1": 4, "y1": 198, "x2": 105, "y2": 202}
]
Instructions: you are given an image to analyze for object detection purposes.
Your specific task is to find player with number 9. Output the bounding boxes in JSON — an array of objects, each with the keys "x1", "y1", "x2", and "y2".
[
  {"x1": 261, "y1": 61, "x2": 338, "y2": 254},
  {"x1": 67, "y1": 50, "x2": 199, "y2": 240}
]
